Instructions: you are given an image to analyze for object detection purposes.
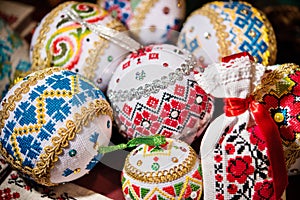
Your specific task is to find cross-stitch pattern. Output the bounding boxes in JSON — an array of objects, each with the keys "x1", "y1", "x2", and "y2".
[
  {"x1": 254, "y1": 63, "x2": 300, "y2": 175},
  {"x1": 30, "y1": 1, "x2": 129, "y2": 91},
  {"x1": 121, "y1": 138, "x2": 203, "y2": 200},
  {"x1": 177, "y1": 1, "x2": 276, "y2": 67},
  {"x1": 0, "y1": 67, "x2": 113, "y2": 186},
  {"x1": 108, "y1": 44, "x2": 214, "y2": 144}
]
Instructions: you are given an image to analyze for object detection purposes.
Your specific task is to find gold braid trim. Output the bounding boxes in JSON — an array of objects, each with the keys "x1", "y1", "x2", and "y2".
[
  {"x1": 83, "y1": 18, "x2": 127, "y2": 81},
  {"x1": 31, "y1": 2, "x2": 73, "y2": 72},
  {"x1": 0, "y1": 67, "x2": 62, "y2": 183},
  {"x1": 252, "y1": 63, "x2": 300, "y2": 170},
  {"x1": 129, "y1": 0, "x2": 159, "y2": 40},
  {"x1": 191, "y1": 4, "x2": 231, "y2": 60},
  {"x1": 253, "y1": 63, "x2": 299, "y2": 102},
  {"x1": 0, "y1": 67, "x2": 113, "y2": 186},
  {"x1": 33, "y1": 98, "x2": 112, "y2": 186},
  {"x1": 285, "y1": 142, "x2": 300, "y2": 171},
  {"x1": 124, "y1": 146, "x2": 197, "y2": 183}
]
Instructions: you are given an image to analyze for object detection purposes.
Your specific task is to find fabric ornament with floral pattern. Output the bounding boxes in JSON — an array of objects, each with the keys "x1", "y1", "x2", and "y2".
[
  {"x1": 254, "y1": 63, "x2": 300, "y2": 176},
  {"x1": 195, "y1": 52, "x2": 288, "y2": 200},
  {"x1": 107, "y1": 44, "x2": 214, "y2": 144}
]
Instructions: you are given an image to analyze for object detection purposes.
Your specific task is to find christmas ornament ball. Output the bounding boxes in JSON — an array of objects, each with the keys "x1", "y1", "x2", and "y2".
[
  {"x1": 99, "y1": 0, "x2": 186, "y2": 45},
  {"x1": 0, "y1": 67, "x2": 113, "y2": 186},
  {"x1": 254, "y1": 63, "x2": 300, "y2": 176},
  {"x1": 107, "y1": 44, "x2": 214, "y2": 144},
  {"x1": 0, "y1": 18, "x2": 31, "y2": 100},
  {"x1": 177, "y1": 1, "x2": 277, "y2": 67},
  {"x1": 30, "y1": 1, "x2": 130, "y2": 91},
  {"x1": 121, "y1": 138, "x2": 203, "y2": 200}
]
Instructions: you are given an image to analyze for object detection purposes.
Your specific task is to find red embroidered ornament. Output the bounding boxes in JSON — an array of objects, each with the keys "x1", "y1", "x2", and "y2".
[
  {"x1": 196, "y1": 52, "x2": 287, "y2": 200},
  {"x1": 254, "y1": 63, "x2": 300, "y2": 175}
]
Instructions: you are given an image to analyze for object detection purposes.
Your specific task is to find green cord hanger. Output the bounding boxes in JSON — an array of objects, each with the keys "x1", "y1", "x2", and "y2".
[{"x1": 98, "y1": 135, "x2": 167, "y2": 154}]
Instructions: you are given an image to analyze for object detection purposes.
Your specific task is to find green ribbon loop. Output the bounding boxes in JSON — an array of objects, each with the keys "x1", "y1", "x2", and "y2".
[{"x1": 98, "y1": 135, "x2": 167, "y2": 154}]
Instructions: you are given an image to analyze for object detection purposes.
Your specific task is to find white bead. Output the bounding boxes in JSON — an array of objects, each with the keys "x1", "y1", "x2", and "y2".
[
  {"x1": 191, "y1": 191, "x2": 197, "y2": 199},
  {"x1": 171, "y1": 110, "x2": 179, "y2": 118}
]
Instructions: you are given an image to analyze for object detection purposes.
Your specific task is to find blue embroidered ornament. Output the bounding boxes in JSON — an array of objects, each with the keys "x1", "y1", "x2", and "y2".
[
  {"x1": 0, "y1": 67, "x2": 113, "y2": 186},
  {"x1": 0, "y1": 18, "x2": 31, "y2": 100}
]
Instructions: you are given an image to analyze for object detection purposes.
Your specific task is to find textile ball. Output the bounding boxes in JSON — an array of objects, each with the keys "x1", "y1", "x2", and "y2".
[
  {"x1": 121, "y1": 138, "x2": 203, "y2": 200},
  {"x1": 0, "y1": 18, "x2": 31, "y2": 100},
  {"x1": 30, "y1": 1, "x2": 130, "y2": 91},
  {"x1": 107, "y1": 44, "x2": 214, "y2": 144},
  {"x1": 177, "y1": 1, "x2": 277, "y2": 67},
  {"x1": 254, "y1": 63, "x2": 300, "y2": 176},
  {"x1": 99, "y1": 0, "x2": 186, "y2": 45},
  {"x1": 0, "y1": 67, "x2": 113, "y2": 186}
]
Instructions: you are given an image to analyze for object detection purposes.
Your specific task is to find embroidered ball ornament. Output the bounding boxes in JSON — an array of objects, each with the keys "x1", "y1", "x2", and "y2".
[
  {"x1": 99, "y1": 0, "x2": 186, "y2": 45},
  {"x1": 177, "y1": 1, "x2": 277, "y2": 67},
  {"x1": 121, "y1": 138, "x2": 203, "y2": 200},
  {"x1": 254, "y1": 63, "x2": 300, "y2": 175},
  {"x1": 30, "y1": 1, "x2": 130, "y2": 91},
  {"x1": 0, "y1": 18, "x2": 31, "y2": 100},
  {"x1": 107, "y1": 44, "x2": 213, "y2": 144},
  {"x1": 0, "y1": 67, "x2": 113, "y2": 186}
]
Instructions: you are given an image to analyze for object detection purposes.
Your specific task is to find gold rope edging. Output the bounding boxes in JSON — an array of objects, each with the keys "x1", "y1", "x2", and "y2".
[
  {"x1": 31, "y1": 2, "x2": 73, "y2": 72},
  {"x1": 0, "y1": 67, "x2": 113, "y2": 186},
  {"x1": 128, "y1": 0, "x2": 159, "y2": 39},
  {"x1": 253, "y1": 63, "x2": 299, "y2": 102},
  {"x1": 124, "y1": 146, "x2": 197, "y2": 183},
  {"x1": 0, "y1": 67, "x2": 62, "y2": 184},
  {"x1": 191, "y1": 4, "x2": 231, "y2": 61},
  {"x1": 33, "y1": 98, "x2": 112, "y2": 186},
  {"x1": 83, "y1": 18, "x2": 127, "y2": 81}
]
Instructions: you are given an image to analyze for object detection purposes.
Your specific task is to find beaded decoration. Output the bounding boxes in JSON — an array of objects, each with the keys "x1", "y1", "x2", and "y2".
[
  {"x1": 254, "y1": 63, "x2": 300, "y2": 175},
  {"x1": 178, "y1": 1, "x2": 277, "y2": 67},
  {"x1": 107, "y1": 44, "x2": 214, "y2": 144},
  {"x1": 0, "y1": 67, "x2": 113, "y2": 186},
  {"x1": 121, "y1": 138, "x2": 203, "y2": 200}
]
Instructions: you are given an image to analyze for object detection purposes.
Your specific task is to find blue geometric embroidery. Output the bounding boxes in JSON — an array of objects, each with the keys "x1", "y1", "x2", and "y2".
[
  {"x1": 28, "y1": 85, "x2": 48, "y2": 102},
  {"x1": 1, "y1": 69, "x2": 107, "y2": 171},
  {"x1": 17, "y1": 134, "x2": 42, "y2": 160},
  {"x1": 2, "y1": 120, "x2": 16, "y2": 141},
  {"x1": 63, "y1": 168, "x2": 73, "y2": 177},
  {"x1": 14, "y1": 102, "x2": 37, "y2": 126},
  {"x1": 86, "y1": 154, "x2": 102, "y2": 170},
  {"x1": 38, "y1": 121, "x2": 56, "y2": 141},
  {"x1": 71, "y1": 92, "x2": 87, "y2": 107},
  {"x1": 46, "y1": 74, "x2": 71, "y2": 90},
  {"x1": 90, "y1": 132, "x2": 99, "y2": 143},
  {"x1": 45, "y1": 98, "x2": 71, "y2": 122}
]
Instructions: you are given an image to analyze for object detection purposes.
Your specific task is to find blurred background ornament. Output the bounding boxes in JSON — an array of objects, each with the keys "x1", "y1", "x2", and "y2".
[
  {"x1": 98, "y1": 0, "x2": 186, "y2": 45},
  {"x1": 0, "y1": 67, "x2": 113, "y2": 186},
  {"x1": 178, "y1": 1, "x2": 277, "y2": 67},
  {"x1": 107, "y1": 44, "x2": 214, "y2": 144},
  {"x1": 0, "y1": 18, "x2": 31, "y2": 100}
]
